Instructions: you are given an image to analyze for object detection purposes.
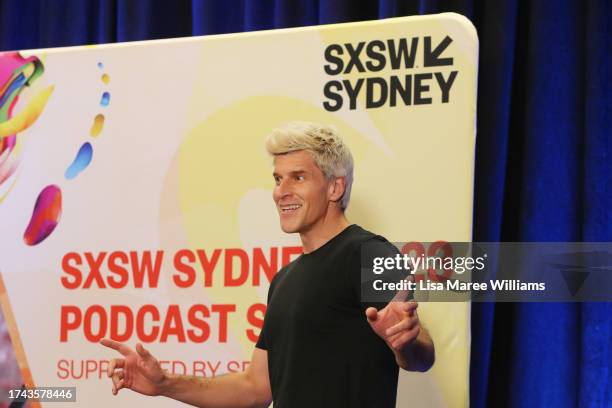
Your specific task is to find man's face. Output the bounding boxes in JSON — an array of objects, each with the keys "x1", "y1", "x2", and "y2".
[{"x1": 272, "y1": 150, "x2": 331, "y2": 234}]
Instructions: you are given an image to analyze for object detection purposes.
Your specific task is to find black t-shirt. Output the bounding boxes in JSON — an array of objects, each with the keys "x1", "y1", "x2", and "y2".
[{"x1": 256, "y1": 224, "x2": 400, "y2": 408}]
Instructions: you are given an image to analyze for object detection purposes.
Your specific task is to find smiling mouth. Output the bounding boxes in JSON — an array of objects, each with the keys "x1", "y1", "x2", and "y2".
[{"x1": 280, "y1": 204, "x2": 302, "y2": 213}]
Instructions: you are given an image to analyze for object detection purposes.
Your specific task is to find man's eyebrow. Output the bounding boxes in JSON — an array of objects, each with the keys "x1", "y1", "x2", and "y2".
[{"x1": 272, "y1": 170, "x2": 308, "y2": 177}]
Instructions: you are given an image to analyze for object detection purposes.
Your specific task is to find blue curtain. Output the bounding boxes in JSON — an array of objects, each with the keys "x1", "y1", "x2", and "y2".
[{"x1": 1, "y1": 1, "x2": 610, "y2": 407}]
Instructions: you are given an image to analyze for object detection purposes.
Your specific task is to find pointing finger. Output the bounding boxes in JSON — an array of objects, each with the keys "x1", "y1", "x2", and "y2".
[{"x1": 101, "y1": 338, "x2": 131, "y2": 357}]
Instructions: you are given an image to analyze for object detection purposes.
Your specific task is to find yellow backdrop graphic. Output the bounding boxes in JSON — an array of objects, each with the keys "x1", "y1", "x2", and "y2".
[{"x1": 0, "y1": 13, "x2": 477, "y2": 407}]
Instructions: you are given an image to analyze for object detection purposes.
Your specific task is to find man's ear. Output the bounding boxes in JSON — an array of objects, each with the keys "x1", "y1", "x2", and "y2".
[{"x1": 328, "y1": 176, "x2": 346, "y2": 203}]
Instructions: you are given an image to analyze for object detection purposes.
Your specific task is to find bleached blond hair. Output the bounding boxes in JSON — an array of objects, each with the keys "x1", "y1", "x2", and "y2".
[{"x1": 265, "y1": 121, "x2": 354, "y2": 210}]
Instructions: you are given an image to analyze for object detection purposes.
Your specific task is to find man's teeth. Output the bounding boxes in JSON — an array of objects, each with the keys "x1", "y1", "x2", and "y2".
[{"x1": 282, "y1": 205, "x2": 302, "y2": 211}]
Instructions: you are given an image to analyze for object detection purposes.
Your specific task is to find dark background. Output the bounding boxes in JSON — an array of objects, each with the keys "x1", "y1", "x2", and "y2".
[{"x1": 1, "y1": 1, "x2": 610, "y2": 407}]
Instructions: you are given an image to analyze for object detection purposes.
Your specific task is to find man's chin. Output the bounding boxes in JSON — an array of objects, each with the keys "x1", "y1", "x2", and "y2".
[{"x1": 279, "y1": 221, "x2": 300, "y2": 234}]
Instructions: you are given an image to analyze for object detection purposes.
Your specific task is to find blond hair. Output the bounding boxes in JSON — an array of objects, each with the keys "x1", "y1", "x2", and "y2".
[{"x1": 265, "y1": 121, "x2": 354, "y2": 210}]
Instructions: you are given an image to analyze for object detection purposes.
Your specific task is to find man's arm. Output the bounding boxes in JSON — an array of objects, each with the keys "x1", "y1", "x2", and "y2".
[
  {"x1": 159, "y1": 347, "x2": 272, "y2": 408},
  {"x1": 101, "y1": 339, "x2": 272, "y2": 408}
]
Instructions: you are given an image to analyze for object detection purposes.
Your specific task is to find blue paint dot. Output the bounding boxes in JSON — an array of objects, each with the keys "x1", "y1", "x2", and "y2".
[
  {"x1": 97, "y1": 62, "x2": 104, "y2": 69},
  {"x1": 100, "y1": 92, "x2": 110, "y2": 107},
  {"x1": 65, "y1": 143, "x2": 93, "y2": 180}
]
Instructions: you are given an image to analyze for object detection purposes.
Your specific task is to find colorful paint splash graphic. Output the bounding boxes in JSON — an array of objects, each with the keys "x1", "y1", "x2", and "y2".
[
  {"x1": 0, "y1": 52, "x2": 54, "y2": 203},
  {"x1": 0, "y1": 52, "x2": 111, "y2": 246}
]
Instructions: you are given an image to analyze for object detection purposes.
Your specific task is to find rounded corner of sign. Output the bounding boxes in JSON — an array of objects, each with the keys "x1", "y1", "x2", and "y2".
[{"x1": 438, "y1": 12, "x2": 479, "y2": 47}]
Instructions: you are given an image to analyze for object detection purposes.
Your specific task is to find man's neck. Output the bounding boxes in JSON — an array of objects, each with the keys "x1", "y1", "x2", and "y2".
[{"x1": 299, "y1": 213, "x2": 350, "y2": 254}]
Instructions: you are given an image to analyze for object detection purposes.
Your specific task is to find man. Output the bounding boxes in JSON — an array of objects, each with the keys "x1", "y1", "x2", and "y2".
[{"x1": 102, "y1": 121, "x2": 435, "y2": 407}]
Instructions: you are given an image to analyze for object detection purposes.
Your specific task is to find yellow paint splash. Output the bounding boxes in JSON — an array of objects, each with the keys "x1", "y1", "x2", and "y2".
[
  {"x1": 101, "y1": 74, "x2": 110, "y2": 84},
  {"x1": 0, "y1": 85, "x2": 54, "y2": 139},
  {"x1": 90, "y1": 114, "x2": 104, "y2": 137}
]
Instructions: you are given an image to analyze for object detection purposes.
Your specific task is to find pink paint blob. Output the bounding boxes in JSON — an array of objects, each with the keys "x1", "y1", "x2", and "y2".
[{"x1": 23, "y1": 185, "x2": 62, "y2": 245}]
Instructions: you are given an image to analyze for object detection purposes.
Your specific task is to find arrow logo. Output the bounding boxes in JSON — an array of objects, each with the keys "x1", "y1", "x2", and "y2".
[{"x1": 424, "y1": 36, "x2": 453, "y2": 67}]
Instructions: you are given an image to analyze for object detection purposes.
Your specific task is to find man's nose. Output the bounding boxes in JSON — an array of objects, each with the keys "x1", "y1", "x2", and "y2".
[{"x1": 275, "y1": 179, "x2": 292, "y2": 199}]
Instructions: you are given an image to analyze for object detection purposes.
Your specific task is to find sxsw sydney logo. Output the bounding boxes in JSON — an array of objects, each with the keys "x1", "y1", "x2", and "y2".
[{"x1": 321, "y1": 36, "x2": 458, "y2": 111}]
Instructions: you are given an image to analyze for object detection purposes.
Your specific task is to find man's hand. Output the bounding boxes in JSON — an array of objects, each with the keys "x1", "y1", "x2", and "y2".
[
  {"x1": 365, "y1": 299, "x2": 421, "y2": 351},
  {"x1": 365, "y1": 288, "x2": 435, "y2": 371},
  {"x1": 100, "y1": 338, "x2": 166, "y2": 396}
]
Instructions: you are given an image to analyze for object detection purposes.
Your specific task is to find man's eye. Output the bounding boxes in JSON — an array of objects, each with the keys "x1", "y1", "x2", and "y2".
[
  {"x1": 296, "y1": 175, "x2": 304, "y2": 181},
  {"x1": 274, "y1": 177, "x2": 281, "y2": 185}
]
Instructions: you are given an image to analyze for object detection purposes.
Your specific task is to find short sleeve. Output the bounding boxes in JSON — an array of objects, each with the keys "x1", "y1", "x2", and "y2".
[
  {"x1": 255, "y1": 271, "x2": 282, "y2": 350},
  {"x1": 255, "y1": 326, "x2": 267, "y2": 350}
]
